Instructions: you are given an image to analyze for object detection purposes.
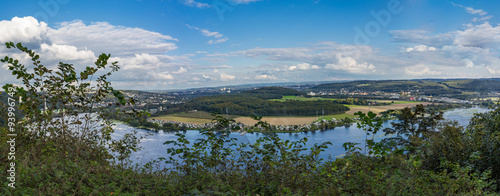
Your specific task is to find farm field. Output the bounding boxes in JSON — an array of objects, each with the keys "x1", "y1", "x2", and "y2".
[
  {"x1": 315, "y1": 113, "x2": 357, "y2": 121},
  {"x1": 269, "y1": 95, "x2": 337, "y2": 102},
  {"x1": 234, "y1": 116, "x2": 319, "y2": 126},
  {"x1": 151, "y1": 101, "x2": 430, "y2": 125},
  {"x1": 368, "y1": 100, "x2": 422, "y2": 104},
  {"x1": 474, "y1": 97, "x2": 500, "y2": 101},
  {"x1": 345, "y1": 102, "x2": 433, "y2": 115},
  {"x1": 152, "y1": 111, "x2": 239, "y2": 125}
]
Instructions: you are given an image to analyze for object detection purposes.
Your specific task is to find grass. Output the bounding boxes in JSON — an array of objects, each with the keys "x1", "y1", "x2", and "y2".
[
  {"x1": 391, "y1": 101, "x2": 422, "y2": 104},
  {"x1": 462, "y1": 91, "x2": 480, "y2": 95},
  {"x1": 474, "y1": 97, "x2": 500, "y2": 101},
  {"x1": 152, "y1": 111, "x2": 240, "y2": 124},
  {"x1": 345, "y1": 102, "x2": 433, "y2": 115},
  {"x1": 367, "y1": 100, "x2": 422, "y2": 104},
  {"x1": 316, "y1": 113, "x2": 357, "y2": 121},
  {"x1": 235, "y1": 116, "x2": 319, "y2": 126},
  {"x1": 152, "y1": 116, "x2": 213, "y2": 124},
  {"x1": 269, "y1": 95, "x2": 337, "y2": 102}
]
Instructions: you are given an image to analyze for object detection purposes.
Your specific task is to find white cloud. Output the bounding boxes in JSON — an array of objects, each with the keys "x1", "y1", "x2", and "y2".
[
  {"x1": 49, "y1": 20, "x2": 178, "y2": 56},
  {"x1": 404, "y1": 45, "x2": 437, "y2": 52},
  {"x1": 229, "y1": 0, "x2": 263, "y2": 4},
  {"x1": 158, "y1": 73, "x2": 174, "y2": 79},
  {"x1": 40, "y1": 43, "x2": 96, "y2": 61},
  {"x1": 486, "y1": 67, "x2": 500, "y2": 75},
  {"x1": 181, "y1": 0, "x2": 210, "y2": 8},
  {"x1": 119, "y1": 53, "x2": 162, "y2": 70},
  {"x1": 0, "y1": 16, "x2": 49, "y2": 48},
  {"x1": 208, "y1": 38, "x2": 228, "y2": 44},
  {"x1": 462, "y1": 58, "x2": 476, "y2": 68},
  {"x1": 255, "y1": 74, "x2": 277, "y2": 80},
  {"x1": 390, "y1": 29, "x2": 454, "y2": 47},
  {"x1": 454, "y1": 22, "x2": 500, "y2": 48},
  {"x1": 405, "y1": 65, "x2": 441, "y2": 76},
  {"x1": 325, "y1": 55, "x2": 375, "y2": 74},
  {"x1": 472, "y1": 16, "x2": 492, "y2": 22},
  {"x1": 464, "y1": 7, "x2": 487, "y2": 16},
  {"x1": 202, "y1": 74, "x2": 215, "y2": 80},
  {"x1": 187, "y1": 24, "x2": 228, "y2": 44},
  {"x1": 200, "y1": 29, "x2": 223, "y2": 38},
  {"x1": 199, "y1": 65, "x2": 233, "y2": 69},
  {"x1": 220, "y1": 73, "x2": 235, "y2": 81},
  {"x1": 173, "y1": 67, "x2": 187, "y2": 74},
  {"x1": 451, "y1": 3, "x2": 487, "y2": 16},
  {"x1": 288, "y1": 63, "x2": 319, "y2": 70}
]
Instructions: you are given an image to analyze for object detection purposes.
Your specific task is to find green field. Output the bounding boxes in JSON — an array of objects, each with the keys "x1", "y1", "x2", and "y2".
[
  {"x1": 367, "y1": 100, "x2": 422, "y2": 104},
  {"x1": 152, "y1": 111, "x2": 240, "y2": 124},
  {"x1": 315, "y1": 113, "x2": 357, "y2": 121},
  {"x1": 269, "y1": 95, "x2": 337, "y2": 102},
  {"x1": 391, "y1": 101, "x2": 422, "y2": 104}
]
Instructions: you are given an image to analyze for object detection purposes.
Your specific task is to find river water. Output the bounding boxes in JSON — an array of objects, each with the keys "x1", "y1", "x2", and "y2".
[{"x1": 111, "y1": 107, "x2": 490, "y2": 166}]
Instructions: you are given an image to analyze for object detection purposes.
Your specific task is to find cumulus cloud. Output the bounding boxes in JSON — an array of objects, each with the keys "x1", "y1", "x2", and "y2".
[
  {"x1": 454, "y1": 22, "x2": 500, "y2": 48},
  {"x1": 255, "y1": 74, "x2": 277, "y2": 80},
  {"x1": 157, "y1": 73, "x2": 174, "y2": 80},
  {"x1": 404, "y1": 45, "x2": 437, "y2": 52},
  {"x1": 405, "y1": 65, "x2": 441, "y2": 76},
  {"x1": 40, "y1": 43, "x2": 96, "y2": 61},
  {"x1": 462, "y1": 58, "x2": 476, "y2": 68},
  {"x1": 49, "y1": 20, "x2": 178, "y2": 56},
  {"x1": 173, "y1": 67, "x2": 187, "y2": 74},
  {"x1": 325, "y1": 55, "x2": 375, "y2": 74},
  {"x1": 0, "y1": 16, "x2": 49, "y2": 48},
  {"x1": 486, "y1": 67, "x2": 500, "y2": 75},
  {"x1": 288, "y1": 63, "x2": 319, "y2": 70},
  {"x1": 117, "y1": 53, "x2": 162, "y2": 70},
  {"x1": 220, "y1": 73, "x2": 235, "y2": 81}
]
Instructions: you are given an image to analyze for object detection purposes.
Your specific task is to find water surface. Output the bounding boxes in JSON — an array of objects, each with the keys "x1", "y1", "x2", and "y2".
[{"x1": 112, "y1": 107, "x2": 489, "y2": 166}]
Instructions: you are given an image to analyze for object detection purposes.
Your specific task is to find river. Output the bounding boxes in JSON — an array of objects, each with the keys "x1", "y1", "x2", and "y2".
[{"x1": 110, "y1": 107, "x2": 490, "y2": 166}]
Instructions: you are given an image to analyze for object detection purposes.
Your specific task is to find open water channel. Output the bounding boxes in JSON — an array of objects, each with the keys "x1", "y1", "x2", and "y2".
[{"x1": 110, "y1": 107, "x2": 490, "y2": 167}]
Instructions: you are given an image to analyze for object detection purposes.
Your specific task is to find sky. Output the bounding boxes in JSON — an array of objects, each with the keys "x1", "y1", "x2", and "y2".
[{"x1": 1, "y1": 0, "x2": 500, "y2": 90}]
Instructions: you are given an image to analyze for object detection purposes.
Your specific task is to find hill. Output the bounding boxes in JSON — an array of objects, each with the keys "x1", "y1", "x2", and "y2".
[
  {"x1": 311, "y1": 79, "x2": 500, "y2": 95},
  {"x1": 175, "y1": 87, "x2": 348, "y2": 116}
]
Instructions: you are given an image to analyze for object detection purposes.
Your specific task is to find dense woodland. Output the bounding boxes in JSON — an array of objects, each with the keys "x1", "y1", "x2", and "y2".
[
  {"x1": 174, "y1": 87, "x2": 350, "y2": 116},
  {"x1": 1, "y1": 43, "x2": 500, "y2": 195}
]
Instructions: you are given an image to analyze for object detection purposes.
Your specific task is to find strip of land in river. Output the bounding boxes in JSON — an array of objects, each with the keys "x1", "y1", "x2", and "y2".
[{"x1": 152, "y1": 101, "x2": 433, "y2": 126}]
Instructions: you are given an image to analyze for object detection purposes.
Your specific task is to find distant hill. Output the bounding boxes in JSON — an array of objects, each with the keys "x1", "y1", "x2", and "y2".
[
  {"x1": 238, "y1": 86, "x2": 306, "y2": 99},
  {"x1": 440, "y1": 79, "x2": 500, "y2": 92},
  {"x1": 311, "y1": 79, "x2": 500, "y2": 95},
  {"x1": 176, "y1": 87, "x2": 347, "y2": 116}
]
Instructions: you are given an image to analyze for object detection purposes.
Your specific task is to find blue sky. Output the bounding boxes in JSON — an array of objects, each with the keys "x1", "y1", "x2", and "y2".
[{"x1": 1, "y1": 0, "x2": 500, "y2": 90}]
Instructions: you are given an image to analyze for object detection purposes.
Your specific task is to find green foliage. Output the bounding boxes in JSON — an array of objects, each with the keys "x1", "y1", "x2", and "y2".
[
  {"x1": 383, "y1": 104, "x2": 444, "y2": 153},
  {"x1": 0, "y1": 42, "x2": 143, "y2": 194},
  {"x1": 178, "y1": 88, "x2": 349, "y2": 116},
  {"x1": 1, "y1": 43, "x2": 498, "y2": 195},
  {"x1": 355, "y1": 111, "x2": 384, "y2": 155}
]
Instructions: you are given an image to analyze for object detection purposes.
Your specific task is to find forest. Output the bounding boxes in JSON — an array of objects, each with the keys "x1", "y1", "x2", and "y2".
[{"x1": 172, "y1": 87, "x2": 350, "y2": 116}]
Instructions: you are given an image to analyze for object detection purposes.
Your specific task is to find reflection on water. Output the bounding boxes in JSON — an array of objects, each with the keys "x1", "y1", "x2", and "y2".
[{"x1": 111, "y1": 107, "x2": 489, "y2": 166}]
